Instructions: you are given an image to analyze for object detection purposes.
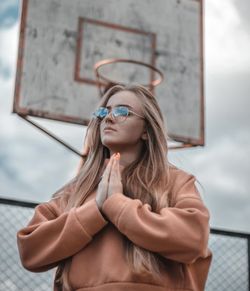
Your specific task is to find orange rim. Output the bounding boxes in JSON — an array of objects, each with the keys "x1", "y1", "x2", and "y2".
[{"x1": 94, "y1": 58, "x2": 164, "y2": 88}]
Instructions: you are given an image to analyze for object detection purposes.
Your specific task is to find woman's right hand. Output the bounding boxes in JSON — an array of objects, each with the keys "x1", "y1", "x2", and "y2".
[{"x1": 95, "y1": 155, "x2": 115, "y2": 210}]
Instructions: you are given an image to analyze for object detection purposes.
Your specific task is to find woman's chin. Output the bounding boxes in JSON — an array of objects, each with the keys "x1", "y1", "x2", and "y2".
[{"x1": 101, "y1": 139, "x2": 122, "y2": 150}]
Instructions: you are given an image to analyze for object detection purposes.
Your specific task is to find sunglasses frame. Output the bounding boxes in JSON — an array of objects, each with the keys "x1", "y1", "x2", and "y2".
[{"x1": 93, "y1": 106, "x2": 144, "y2": 122}]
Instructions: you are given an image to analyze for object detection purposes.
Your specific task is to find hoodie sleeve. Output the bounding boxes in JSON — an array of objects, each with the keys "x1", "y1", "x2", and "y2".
[
  {"x1": 101, "y1": 174, "x2": 211, "y2": 264},
  {"x1": 17, "y1": 196, "x2": 108, "y2": 272}
]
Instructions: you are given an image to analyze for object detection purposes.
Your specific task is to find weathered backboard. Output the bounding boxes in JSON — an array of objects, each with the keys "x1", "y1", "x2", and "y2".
[{"x1": 14, "y1": 0, "x2": 204, "y2": 147}]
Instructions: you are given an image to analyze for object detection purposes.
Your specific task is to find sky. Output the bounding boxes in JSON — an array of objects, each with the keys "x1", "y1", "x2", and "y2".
[{"x1": 0, "y1": 0, "x2": 250, "y2": 234}]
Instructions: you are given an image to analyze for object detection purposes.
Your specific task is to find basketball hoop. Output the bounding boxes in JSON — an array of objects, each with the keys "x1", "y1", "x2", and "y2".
[{"x1": 94, "y1": 58, "x2": 164, "y2": 96}]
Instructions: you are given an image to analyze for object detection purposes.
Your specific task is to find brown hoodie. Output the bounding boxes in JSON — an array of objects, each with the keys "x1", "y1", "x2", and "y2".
[{"x1": 17, "y1": 167, "x2": 212, "y2": 291}]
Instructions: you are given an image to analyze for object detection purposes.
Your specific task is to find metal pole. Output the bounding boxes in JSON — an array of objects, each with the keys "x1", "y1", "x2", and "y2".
[{"x1": 19, "y1": 115, "x2": 83, "y2": 157}]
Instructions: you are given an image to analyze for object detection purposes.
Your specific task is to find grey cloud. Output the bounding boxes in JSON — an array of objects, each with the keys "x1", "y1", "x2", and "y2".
[
  {"x1": 205, "y1": 70, "x2": 250, "y2": 142},
  {"x1": 169, "y1": 145, "x2": 250, "y2": 233},
  {"x1": 0, "y1": 59, "x2": 12, "y2": 79},
  {"x1": 232, "y1": 0, "x2": 250, "y2": 31},
  {"x1": 0, "y1": 110, "x2": 85, "y2": 202},
  {"x1": 0, "y1": 130, "x2": 81, "y2": 202},
  {"x1": 169, "y1": 125, "x2": 250, "y2": 233},
  {"x1": 204, "y1": 181, "x2": 250, "y2": 233},
  {"x1": 0, "y1": 0, "x2": 19, "y2": 28}
]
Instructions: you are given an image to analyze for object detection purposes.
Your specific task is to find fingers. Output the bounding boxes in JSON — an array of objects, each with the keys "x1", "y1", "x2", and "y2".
[
  {"x1": 100, "y1": 154, "x2": 116, "y2": 193},
  {"x1": 108, "y1": 153, "x2": 123, "y2": 197},
  {"x1": 102, "y1": 153, "x2": 115, "y2": 181},
  {"x1": 96, "y1": 154, "x2": 115, "y2": 209},
  {"x1": 110, "y1": 153, "x2": 119, "y2": 180},
  {"x1": 115, "y1": 153, "x2": 122, "y2": 182},
  {"x1": 96, "y1": 153, "x2": 122, "y2": 209}
]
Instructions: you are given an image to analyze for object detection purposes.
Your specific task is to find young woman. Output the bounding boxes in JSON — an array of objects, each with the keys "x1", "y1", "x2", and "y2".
[{"x1": 17, "y1": 85, "x2": 212, "y2": 291}]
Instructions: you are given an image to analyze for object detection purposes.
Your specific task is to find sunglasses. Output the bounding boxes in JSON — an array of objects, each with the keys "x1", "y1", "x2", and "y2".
[{"x1": 93, "y1": 106, "x2": 144, "y2": 123}]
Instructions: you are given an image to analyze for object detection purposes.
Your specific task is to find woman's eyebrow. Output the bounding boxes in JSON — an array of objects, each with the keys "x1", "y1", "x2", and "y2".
[{"x1": 106, "y1": 104, "x2": 133, "y2": 109}]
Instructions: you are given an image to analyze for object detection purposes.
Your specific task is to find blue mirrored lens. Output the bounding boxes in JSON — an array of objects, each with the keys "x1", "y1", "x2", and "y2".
[
  {"x1": 113, "y1": 106, "x2": 129, "y2": 117},
  {"x1": 94, "y1": 107, "x2": 108, "y2": 118}
]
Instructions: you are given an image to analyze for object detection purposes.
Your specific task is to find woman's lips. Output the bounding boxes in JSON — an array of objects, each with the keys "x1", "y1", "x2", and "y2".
[{"x1": 104, "y1": 127, "x2": 116, "y2": 132}]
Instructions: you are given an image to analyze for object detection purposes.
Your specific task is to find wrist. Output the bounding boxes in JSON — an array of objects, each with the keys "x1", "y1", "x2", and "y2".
[
  {"x1": 95, "y1": 199, "x2": 108, "y2": 219},
  {"x1": 96, "y1": 198, "x2": 105, "y2": 213}
]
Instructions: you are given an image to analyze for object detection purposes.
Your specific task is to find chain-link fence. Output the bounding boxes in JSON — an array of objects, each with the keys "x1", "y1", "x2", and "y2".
[
  {"x1": 0, "y1": 198, "x2": 54, "y2": 291},
  {"x1": 206, "y1": 229, "x2": 249, "y2": 291},
  {"x1": 0, "y1": 197, "x2": 249, "y2": 291}
]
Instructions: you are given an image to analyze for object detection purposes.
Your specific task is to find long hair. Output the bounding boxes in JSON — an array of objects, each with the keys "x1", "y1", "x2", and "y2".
[{"x1": 55, "y1": 84, "x2": 174, "y2": 290}]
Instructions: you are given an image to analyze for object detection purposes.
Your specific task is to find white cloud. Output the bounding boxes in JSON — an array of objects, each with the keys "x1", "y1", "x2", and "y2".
[
  {"x1": 205, "y1": 0, "x2": 250, "y2": 73},
  {"x1": 198, "y1": 136, "x2": 250, "y2": 196},
  {"x1": 0, "y1": 21, "x2": 19, "y2": 79},
  {"x1": 169, "y1": 129, "x2": 250, "y2": 232},
  {"x1": 0, "y1": 0, "x2": 19, "y2": 14},
  {"x1": 171, "y1": 129, "x2": 250, "y2": 197}
]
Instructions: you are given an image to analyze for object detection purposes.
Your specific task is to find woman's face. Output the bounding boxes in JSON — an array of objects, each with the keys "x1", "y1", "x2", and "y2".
[{"x1": 100, "y1": 90, "x2": 147, "y2": 151}]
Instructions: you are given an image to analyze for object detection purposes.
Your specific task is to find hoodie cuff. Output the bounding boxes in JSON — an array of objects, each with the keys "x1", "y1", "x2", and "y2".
[
  {"x1": 74, "y1": 199, "x2": 108, "y2": 237},
  {"x1": 102, "y1": 193, "x2": 130, "y2": 226}
]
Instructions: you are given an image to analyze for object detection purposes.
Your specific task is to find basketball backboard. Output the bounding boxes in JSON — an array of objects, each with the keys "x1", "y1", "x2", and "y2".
[{"x1": 14, "y1": 0, "x2": 204, "y2": 150}]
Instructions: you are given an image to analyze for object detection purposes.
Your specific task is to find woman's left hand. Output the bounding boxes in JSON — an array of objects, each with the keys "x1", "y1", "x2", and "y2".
[{"x1": 107, "y1": 153, "x2": 123, "y2": 198}]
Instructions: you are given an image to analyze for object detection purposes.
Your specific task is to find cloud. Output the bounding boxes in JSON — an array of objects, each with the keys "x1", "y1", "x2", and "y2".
[
  {"x1": 205, "y1": 0, "x2": 250, "y2": 74},
  {"x1": 232, "y1": 0, "x2": 250, "y2": 32},
  {"x1": 197, "y1": 134, "x2": 250, "y2": 196},
  {"x1": 205, "y1": 70, "x2": 250, "y2": 142},
  {"x1": 169, "y1": 126, "x2": 250, "y2": 233},
  {"x1": 0, "y1": 21, "x2": 19, "y2": 80},
  {"x1": 0, "y1": 0, "x2": 19, "y2": 28},
  {"x1": 0, "y1": 130, "x2": 82, "y2": 202},
  {"x1": 170, "y1": 131, "x2": 250, "y2": 198},
  {"x1": 0, "y1": 59, "x2": 12, "y2": 79}
]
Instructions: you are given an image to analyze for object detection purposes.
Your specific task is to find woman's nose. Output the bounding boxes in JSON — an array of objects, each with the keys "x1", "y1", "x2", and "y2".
[{"x1": 104, "y1": 111, "x2": 114, "y2": 122}]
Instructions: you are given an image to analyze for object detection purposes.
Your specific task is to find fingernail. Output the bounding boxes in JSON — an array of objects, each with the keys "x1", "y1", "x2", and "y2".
[{"x1": 115, "y1": 153, "x2": 120, "y2": 160}]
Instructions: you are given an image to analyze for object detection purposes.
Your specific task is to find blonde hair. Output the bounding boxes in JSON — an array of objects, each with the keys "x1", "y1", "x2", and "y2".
[{"x1": 55, "y1": 84, "x2": 173, "y2": 290}]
